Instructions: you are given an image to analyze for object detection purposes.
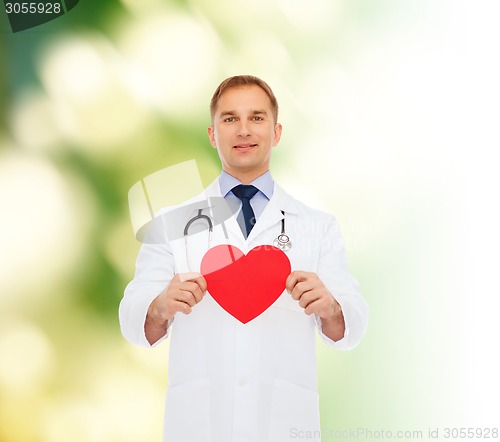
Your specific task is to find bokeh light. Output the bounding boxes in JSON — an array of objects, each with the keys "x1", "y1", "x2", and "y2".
[
  {"x1": 9, "y1": 90, "x2": 61, "y2": 152},
  {"x1": 0, "y1": 151, "x2": 91, "y2": 304},
  {"x1": 38, "y1": 33, "x2": 151, "y2": 148},
  {"x1": 117, "y1": 11, "x2": 220, "y2": 118},
  {"x1": 0, "y1": 321, "x2": 54, "y2": 394}
]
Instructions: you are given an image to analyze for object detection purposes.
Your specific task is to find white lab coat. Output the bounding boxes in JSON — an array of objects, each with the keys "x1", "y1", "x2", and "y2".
[{"x1": 119, "y1": 178, "x2": 368, "y2": 442}]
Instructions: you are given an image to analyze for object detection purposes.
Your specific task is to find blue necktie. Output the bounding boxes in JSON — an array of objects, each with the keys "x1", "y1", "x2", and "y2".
[{"x1": 232, "y1": 185, "x2": 259, "y2": 238}]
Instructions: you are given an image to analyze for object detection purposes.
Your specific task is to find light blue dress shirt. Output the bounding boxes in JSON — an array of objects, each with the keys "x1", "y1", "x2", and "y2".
[{"x1": 219, "y1": 170, "x2": 274, "y2": 229}]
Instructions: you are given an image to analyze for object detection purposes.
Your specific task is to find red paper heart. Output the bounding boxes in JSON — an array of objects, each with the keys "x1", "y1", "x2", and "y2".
[{"x1": 201, "y1": 245, "x2": 291, "y2": 324}]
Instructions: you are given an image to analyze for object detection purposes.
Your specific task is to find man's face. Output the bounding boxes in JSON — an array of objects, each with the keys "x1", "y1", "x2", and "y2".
[{"x1": 208, "y1": 85, "x2": 282, "y2": 182}]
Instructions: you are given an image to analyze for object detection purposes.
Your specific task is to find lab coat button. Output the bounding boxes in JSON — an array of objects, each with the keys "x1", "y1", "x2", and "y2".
[{"x1": 238, "y1": 378, "x2": 246, "y2": 387}]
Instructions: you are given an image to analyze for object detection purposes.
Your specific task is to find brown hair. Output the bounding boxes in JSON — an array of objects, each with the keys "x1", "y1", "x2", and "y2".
[{"x1": 210, "y1": 75, "x2": 279, "y2": 123}]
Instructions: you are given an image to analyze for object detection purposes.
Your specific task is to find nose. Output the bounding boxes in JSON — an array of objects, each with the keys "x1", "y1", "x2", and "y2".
[{"x1": 236, "y1": 120, "x2": 251, "y2": 137}]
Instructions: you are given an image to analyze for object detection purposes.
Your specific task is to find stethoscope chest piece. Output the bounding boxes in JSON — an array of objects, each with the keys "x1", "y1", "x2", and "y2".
[{"x1": 273, "y1": 233, "x2": 292, "y2": 251}]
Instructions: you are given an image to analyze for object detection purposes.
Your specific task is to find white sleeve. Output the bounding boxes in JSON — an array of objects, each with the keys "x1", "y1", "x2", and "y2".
[
  {"x1": 119, "y1": 215, "x2": 175, "y2": 348},
  {"x1": 315, "y1": 215, "x2": 368, "y2": 350}
]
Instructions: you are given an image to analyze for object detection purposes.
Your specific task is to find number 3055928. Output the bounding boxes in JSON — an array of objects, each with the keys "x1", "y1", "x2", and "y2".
[{"x1": 5, "y1": 2, "x2": 62, "y2": 14}]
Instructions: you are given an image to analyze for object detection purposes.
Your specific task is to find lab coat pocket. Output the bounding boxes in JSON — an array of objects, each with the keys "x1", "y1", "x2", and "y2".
[
  {"x1": 163, "y1": 377, "x2": 212, "y2": 442},
  {"x1": 269, "y1": 379, "x2": 320, "y2": 442}
]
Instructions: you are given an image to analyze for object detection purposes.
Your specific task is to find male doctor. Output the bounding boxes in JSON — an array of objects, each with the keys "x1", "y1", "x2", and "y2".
[{"x1": 119, "y1": 75, "x2": 368, "y2": 442}]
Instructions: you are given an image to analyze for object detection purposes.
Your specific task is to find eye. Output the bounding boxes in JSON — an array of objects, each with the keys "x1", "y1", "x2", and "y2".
[
  {"x1": 224, "y1": 117, "x2": 236, "y2": 123},
  {"x1": 252, "y1": 116, "x2": 264, "y2": 121}
]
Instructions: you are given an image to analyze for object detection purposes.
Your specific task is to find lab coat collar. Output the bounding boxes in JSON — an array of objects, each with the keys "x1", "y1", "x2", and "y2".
[
  {"x1": 204, "y1": 177, "x2": 299, "y2": 243},
  {"x1": 204, "y1": 178, "x2": 299, "y2": 214}
]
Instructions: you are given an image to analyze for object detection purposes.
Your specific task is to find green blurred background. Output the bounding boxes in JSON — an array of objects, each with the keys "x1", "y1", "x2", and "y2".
[{"x1": 1, "y1": 0, "x2": 499, "y2": 441}]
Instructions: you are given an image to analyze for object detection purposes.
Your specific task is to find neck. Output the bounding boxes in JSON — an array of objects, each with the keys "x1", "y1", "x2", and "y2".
[{"x1": 224, "y1": 168, "x2": 269, "y2": 185}]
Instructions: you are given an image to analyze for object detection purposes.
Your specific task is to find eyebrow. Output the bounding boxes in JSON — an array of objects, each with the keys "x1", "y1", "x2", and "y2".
[
  {"x1": 219, "y1": 109, "x2": 269, "y2": 118},
  {"x1": 219, "y1": 111, "x2": 236, "y2": 118}
]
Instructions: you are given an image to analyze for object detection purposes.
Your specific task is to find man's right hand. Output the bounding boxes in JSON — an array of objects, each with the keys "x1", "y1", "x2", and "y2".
[{"x1": 145, "y1": 272, "x2": 207, "y2": 345}]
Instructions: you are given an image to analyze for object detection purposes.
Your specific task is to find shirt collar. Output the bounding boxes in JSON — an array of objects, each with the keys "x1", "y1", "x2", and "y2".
[{"x1": 219, "y1": 170, "x2": 274, "y2": 200}]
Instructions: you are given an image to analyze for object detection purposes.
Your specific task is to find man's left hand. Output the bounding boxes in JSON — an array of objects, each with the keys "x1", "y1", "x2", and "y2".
[
  {"x1": 285, "y1": 271, "x2": 340, "y2": 319},
  {"x1": 286, "y1": 271, "x2": 345, "y2": 342}
]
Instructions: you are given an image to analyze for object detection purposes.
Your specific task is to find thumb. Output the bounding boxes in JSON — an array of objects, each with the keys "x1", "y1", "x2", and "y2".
[{"x1": 178, "y1": 272, "x2": 203, "y2": 282}]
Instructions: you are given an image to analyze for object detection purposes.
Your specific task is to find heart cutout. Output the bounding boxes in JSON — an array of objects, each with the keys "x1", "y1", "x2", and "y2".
[{"x1": 201, "y1": 245, "x2": 291, "y2": 324}]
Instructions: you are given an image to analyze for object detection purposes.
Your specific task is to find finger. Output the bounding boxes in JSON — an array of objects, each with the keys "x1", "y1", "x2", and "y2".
[
  {"x1": 175, "y1": 300, "x2": 192, "y2": 315},
  {"x1": 306, "y1": 294, "x2": 338, "y2": 317},
  {"x1": 290, "y1": 281, "x2": 316, "y2": 300},
  {"x1": 286, "y1": 270, "x2": 315, "y2": 292},
  {"x1": 178, "y1": 273, "x2": 207, "y2": 295},
  {"x1": 178, "y1": 272, "x2": 203, "y2": 282},
  {"x1": 180, "y1": 281, "x2": 204, "y2": 303},
  {"x1": 285, "y1": 271, "x2": 303, "y2": 293},
  {"x1": 191, "y1": 275, "x2": 208, "y2": 294},
  {"x1": 176, "y1": 289, "x2": 197, "y2": 307},
  {"x1": 298, "y1": 291, "x2": 321, "y2": 310},
  {"x1": 304, "y1": 298, "x2": 324, "y2": 316}
]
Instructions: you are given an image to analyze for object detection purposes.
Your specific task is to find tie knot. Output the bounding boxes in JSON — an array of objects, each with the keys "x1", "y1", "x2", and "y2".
[{"x1": 231, "y1": 184, "x2": 259, "y2": 200}]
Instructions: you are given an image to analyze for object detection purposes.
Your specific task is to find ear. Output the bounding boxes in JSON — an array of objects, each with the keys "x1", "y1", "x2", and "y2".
[
  {"x1": 207, "y1": 126, "x2": 217, "y2": 149},
  {"x1": 272, "y1": 123, "x2": 283, "y2": 147}
]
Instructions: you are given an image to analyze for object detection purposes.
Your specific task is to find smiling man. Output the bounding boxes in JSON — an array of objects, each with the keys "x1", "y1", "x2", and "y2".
[
  {"x1": 207, "y1": 82, "x2": 282, "y2": 184},
  {"x1": 119, "y1": 75, "x2": 368, "y2": 442}
]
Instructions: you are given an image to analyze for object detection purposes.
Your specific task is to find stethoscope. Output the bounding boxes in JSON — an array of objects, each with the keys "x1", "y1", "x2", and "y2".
[
  {"x1": 183, "y1": 208, "x2": 292, "y2": 263},
  {"x1": 273, "y1": 211, "x2": 292, "y2": 251}
]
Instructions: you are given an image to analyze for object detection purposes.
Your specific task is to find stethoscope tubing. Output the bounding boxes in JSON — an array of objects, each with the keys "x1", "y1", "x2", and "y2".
[{"x1": 183, "y1": 209, "x2": 291, "y2": 270}]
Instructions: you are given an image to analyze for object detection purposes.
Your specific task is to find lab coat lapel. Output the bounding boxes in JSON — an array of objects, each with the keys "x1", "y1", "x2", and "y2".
[
  {"x1": 203, "y1": 178, "x2": 245, "y2": 246},
  {"x1": 247, "y1": 183, "x2": 299, "y2": 244}
]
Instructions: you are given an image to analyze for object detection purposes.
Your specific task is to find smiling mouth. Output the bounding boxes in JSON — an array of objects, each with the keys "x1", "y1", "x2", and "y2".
[{"x1": 233, "y1": 143, "x2": 257, "y2": 149}]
